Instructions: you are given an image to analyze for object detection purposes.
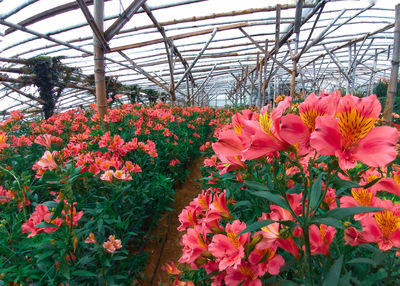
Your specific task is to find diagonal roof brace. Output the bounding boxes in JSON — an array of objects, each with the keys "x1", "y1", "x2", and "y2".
[
  {"x1": 175, "y1": 28, "x2": 218, "y2": 89},
  {"x1": 141, "y1": 3, "x2": 195, "y2": 86},
  {"x1": 76, "y1": 0, "x2": 110, "y2": 52},
  {"x1": 104, "y1": 0, "x2": 147, "y2": 42},
  {"x1": 239, "y1": 27, "x2": 293, "y2": 74}
]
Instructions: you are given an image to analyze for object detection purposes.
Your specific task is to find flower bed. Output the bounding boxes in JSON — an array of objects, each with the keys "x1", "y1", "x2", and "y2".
[
  {"x1": 0, "y1": 102, "x2": 233, "y2": 285},
  {"x1": 172, "y1": 92, "x2": 400, "y2": 285}
]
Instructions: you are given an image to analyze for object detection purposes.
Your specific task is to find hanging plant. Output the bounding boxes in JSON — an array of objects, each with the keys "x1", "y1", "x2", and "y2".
[{"x1": 25, "y1": 56, "x2": 76, "y2": 119}]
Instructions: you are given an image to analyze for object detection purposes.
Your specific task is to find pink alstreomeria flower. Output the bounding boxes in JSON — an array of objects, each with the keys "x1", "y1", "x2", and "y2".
[
  {"x1": 34, "y1": 134, "x2": 53, "y2": 149},
  {"x1": 310, "y1": 94, "x2": 398, "y2": 170},
  {"x1": 308, "y1": 224, "x2": 336, "y2": 255},
  {"x1": 21, "y1": 204, "x2": 62, "y2": 238},
  {"x1": 279, "y1": 92, "x2": 340, "y2": 156},
  {"x1": 224, "y1": 261, "x2": 264, "y2": 286},
  {"x1": 345, "y1": 208, "x2": 400, "y2": 251},
  {"x1": 241, "y1": 97, "x2": 292, "y2": 161},
  {"x1": 340, "y1": 187, "x2": 383, "y2": 220},
  {"x1": 103, "y1": 235, "x2": 122, "y2": 253},
  {"x1": 37, "y1": 150, "x2": 58, "y2": 171},
  {"x1": 179, "y1": 225, "x2": 209, "y2": 265},
  {"x1": 208, "y1": 220, "x2": 250, "y2": 271}
]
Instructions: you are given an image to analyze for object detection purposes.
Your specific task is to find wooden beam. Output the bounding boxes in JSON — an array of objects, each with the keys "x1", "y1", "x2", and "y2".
[
  {"x1": 0, "y1": 82, "x2": 46, "y2": 105},
  {"x1": 5, "y1": 0, "x2": 111, "y2": 35},
  {"x1": 0, "y1": 18, "x2": 94, "y2": 55},
  {"x1": 0, "y1": 57, "x2": 28, "y2": 65},
  {"x1": 0, "y1": 74, "x2": 94, "y2": 92},
  {"x1": 302, "y1": 22, "x2": 394, "y2": 68},
  {"x1": 118, "y1": 51, "x2": 169, "y2": 93},
  {"x1": 110, "y1": 22, "x2": 248, "y2": 52},
  {"x1": 104, "y1": 0, "x2": 147, "y2": 41},
  {"x1": 0, "y1": 0, "x2": 40, "y2": 20}
]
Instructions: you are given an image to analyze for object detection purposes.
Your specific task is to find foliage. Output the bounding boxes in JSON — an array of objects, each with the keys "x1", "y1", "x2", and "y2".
[
  {"x1": 0, "y1": 103, "x2": 232, "y2": 285},
  {"x1": 373, "y1": 78, "x2": 400, "y2": 118},
  {"x1": 170, "y1": 92, "x2": 400, "y2": 285}
]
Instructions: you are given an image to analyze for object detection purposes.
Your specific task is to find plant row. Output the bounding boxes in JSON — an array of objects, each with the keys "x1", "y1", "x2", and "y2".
[{"x1": 0, "y1": 102, "x2": 234, "y2": 285}]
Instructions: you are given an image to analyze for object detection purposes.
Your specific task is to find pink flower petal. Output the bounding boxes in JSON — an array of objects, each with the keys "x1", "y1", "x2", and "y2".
[
  {"x1": 310, "y1": 116, "x2": 342, "y2": 155},
  {"x1": 353, "y1": 126, "x2": 398, "y2": 167}
]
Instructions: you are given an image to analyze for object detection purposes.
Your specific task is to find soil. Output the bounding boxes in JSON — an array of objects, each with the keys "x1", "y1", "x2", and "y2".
[{"x1": 141, "y1": 157, "x2": 204, "y2": 285}]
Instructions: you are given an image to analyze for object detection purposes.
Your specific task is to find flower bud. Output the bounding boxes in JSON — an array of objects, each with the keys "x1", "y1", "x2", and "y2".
[{"x1": 194, "y1": 257, "x2": 206, "y2": 265}]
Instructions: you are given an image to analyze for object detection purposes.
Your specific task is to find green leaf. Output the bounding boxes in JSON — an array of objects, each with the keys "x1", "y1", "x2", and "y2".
[
  {"x1": 60, "y1": 260, "x2": 70, "y2": 280},
  {"x1": 310, "y1": 172, "x2": 324, "y2": 211},
  {"x1": 245, "y1": 180, "x2": 267, "y2": 191},
  {"x1": 34, "y1": 222, "x2": 59, "y2": 228},
  {"x1": 320, "y1": 206, "x2": 385, "y2": 219},
  {"x1": 237, "y1": 220, "x2": 274, "y2": 236},
  {"x1": 330, "y1": 178, "x2": 359, "y2": 192},
  {"x1": 233, "y1": 201, "x2": 251, "y2": 209},
  {"x1": 361, "y1": 177, "x2": 381, "y2": 189},
  {"x1": 347, "y1": 258, "x2": 376, "y2": 266},
  {"x1": 72, "y1": 270, "x2": 97, "y2": 277},
  {"x1": 316, "y1": 155, "x2": 330, "y2": 163},
  {"x1": 49, "y1": 199, "x2": 64, "y2": 221},
  {"x1": 266, "y1": 173, "x2": 274, "y2": 189},
  {"x1": 42, "y1": 200, "x2": 59, "y2": 209},
  {"x1": 247, "y1": 190, "x2": 289, "y2": 210},
  {"x1": 288, "y1": 183, "x2": 303, "y2": 194},
  {"x1": 313, "y1": 217, "x2": 344, "y2": 229},
  {"x1": 323, "y1": 255, "x2": 343, "y2": 286},
  {"x1": 111, "y1": 256, "x2": 127, "y2": 261}
]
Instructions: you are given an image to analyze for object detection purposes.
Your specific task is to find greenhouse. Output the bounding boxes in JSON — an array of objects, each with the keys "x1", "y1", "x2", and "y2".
[{"x1": 1, "y1": 0, "x2": 400, "y2": 285}]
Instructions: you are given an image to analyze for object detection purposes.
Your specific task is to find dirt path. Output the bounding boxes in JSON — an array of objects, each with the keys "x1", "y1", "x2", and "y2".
[{"x1": 141, "y1": 157, "x2": 204, "y2": 285}]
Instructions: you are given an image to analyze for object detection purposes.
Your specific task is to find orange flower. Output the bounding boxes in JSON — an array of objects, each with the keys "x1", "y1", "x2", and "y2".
[
  {"x1": 103, "y1": 235, "x2": 122, "y2": 253},
  {"x1": 84, "y1": 232, "x2": 98, "y2": 244}
]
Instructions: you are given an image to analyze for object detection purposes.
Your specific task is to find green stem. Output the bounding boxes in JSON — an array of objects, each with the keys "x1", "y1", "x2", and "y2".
[
  {"x1": 302, "y1": 224, "x2": 314, "y2": 286},
  {"x1": 0, "y1": 166, "x2": 26, "y2": 219},
  {"x1": 384, "y1": 252, "x2": 396, "y2": 286}
]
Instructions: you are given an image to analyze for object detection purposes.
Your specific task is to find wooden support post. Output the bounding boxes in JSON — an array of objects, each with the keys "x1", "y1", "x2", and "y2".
[
  {"x1": 262, "y1": 39, "x2": 268, "y2": 106},
  {"x1": 93, "y1": 0, "x2": 107, "y2": 120},
  {"x1": 244, "y1": 65, "x2": 249, "y2": 105},
  {"x1": 367, "y1": 49, "x2": 378, "y2": 95},
  {"x1": 352, "y1": 43, "x2": 357, "y2": 95},
  {"x1": 254, "y1": 53, "x2": 259, "y2": 106},
  {"x1": 290, "y1": 0, "x2": 303, "y2": 98},
  {"x1": 347, "y1": 45, "x2": 352, "y2": 94},
  {"x1": 274, "y1": 76, "x2": 278, "y2": 107},
  {"x1": 383, "y1": 4, "x2": 400, "y2": 123},
  {"x1": 166, "y1": 42, "x2": 176, "y2": 103},
  {"x1": 258, "y1": 55, "x2": 263, "y2": 107}
]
